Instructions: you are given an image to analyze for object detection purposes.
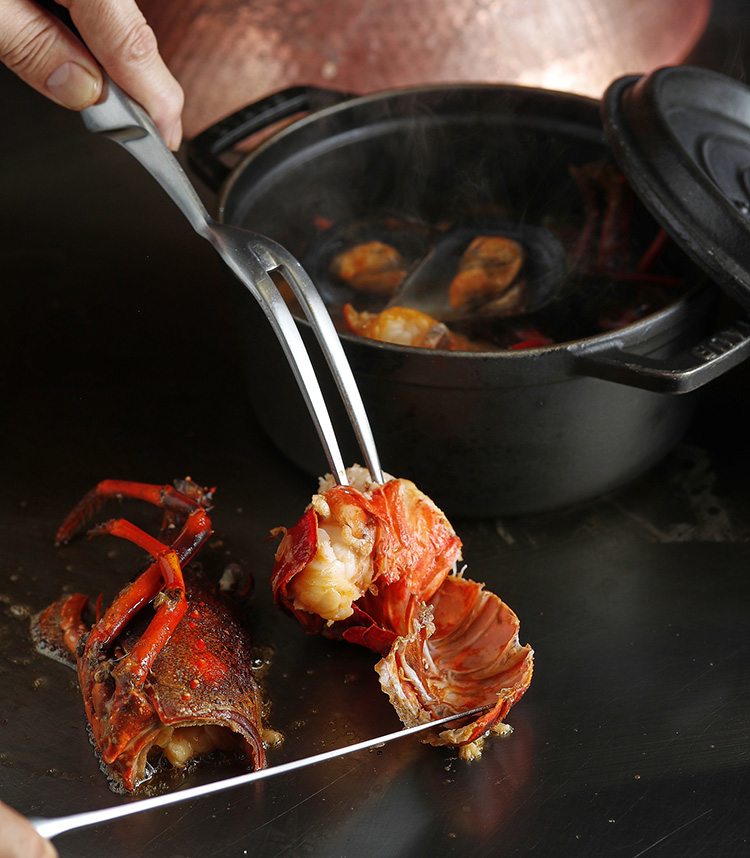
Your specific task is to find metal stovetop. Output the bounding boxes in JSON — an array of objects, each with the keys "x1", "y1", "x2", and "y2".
[{"x1": 3, "y1": 4, "x2": 750, "y2": 855}]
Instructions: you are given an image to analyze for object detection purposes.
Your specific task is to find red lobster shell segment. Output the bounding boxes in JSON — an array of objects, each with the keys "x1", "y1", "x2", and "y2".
[
  {"x1": 32, "y1": 478, "x2": 268, "y2": 791},
  {"x1": 272, "y1": 472, "x2": 462, "y2": 652},
  {"x1": 272, "y1": 467, "x2": 533, "y2": 754},
  {"x1": 377, "y1": 576, "x2": 534, "y2": 752}
]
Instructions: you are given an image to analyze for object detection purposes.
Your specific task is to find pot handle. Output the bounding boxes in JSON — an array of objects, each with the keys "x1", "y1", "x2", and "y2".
[
  {"x1": 573, "y1": 315, "x2": 750, "y2": 393},
  {"x1": 188, "y1": 86, "x2": 353, "y2": 192}
]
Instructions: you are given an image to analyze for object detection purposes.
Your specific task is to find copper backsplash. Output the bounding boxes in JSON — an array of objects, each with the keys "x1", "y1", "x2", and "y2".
[{"x1": 139, "y1": 0, "x2": 711, "y2": 138}]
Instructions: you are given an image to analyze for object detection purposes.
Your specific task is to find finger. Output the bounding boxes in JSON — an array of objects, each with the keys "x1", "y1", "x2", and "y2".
[
  {"x1": 0, "y1": 0, "x2": 102, "y2": 110},
  {"x1": 0, "y1": 0, "x2": 184, "y2": 149},
  {"x1": 62, "y1": 0, "x2": 184, "y2": 149},
  {"x1": 0, "y1": 802, "x2": 58, "y2": 858}
]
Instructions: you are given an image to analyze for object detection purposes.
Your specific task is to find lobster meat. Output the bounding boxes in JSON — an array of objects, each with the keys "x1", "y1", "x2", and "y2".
[
  {"x1": 32, "y1": 478, "x2": 268, "y2": 791},
  {"x1": 272, "y1": 467, "x2": 533, "y2": 758}
]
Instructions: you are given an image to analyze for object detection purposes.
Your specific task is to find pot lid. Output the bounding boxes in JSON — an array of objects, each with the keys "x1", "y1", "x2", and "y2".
[{"x1": 602, "y1": 65, "x2": 750, "y2": 312}]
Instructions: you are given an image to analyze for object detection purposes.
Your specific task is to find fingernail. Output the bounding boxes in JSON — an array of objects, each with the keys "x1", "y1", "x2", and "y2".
[
  {"x1": 45, "y1": 61, "x2": 101, "y2": 110},
  {"x1": 166, "y1": 118, "x2": 183, "y2": 151}
]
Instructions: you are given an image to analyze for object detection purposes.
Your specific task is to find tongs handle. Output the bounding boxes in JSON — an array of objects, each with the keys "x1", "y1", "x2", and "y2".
[
  {"x1": 81, "y1": 80, "x2": 382, "y2": 485},
  {"x1": 81, "y1": 80, "x2": 211, "y2": 235}
]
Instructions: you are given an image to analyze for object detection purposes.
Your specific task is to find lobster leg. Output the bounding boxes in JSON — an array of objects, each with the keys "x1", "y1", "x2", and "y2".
[
  {"x1": 77, "y1": 520, "x2": 194, "y2": 760},
  {"x1": 54, "y1": 479, "x2": 215, "y2": 768},
  {"x1": 31, "y1": 592, "x2": 90, "y2": 668},
  {"x1": 55, "y1": 479, "x2": 213, "y2": 546},
  {"x1": 36, "y1": 477, "x2": 271, "y2": 791},
  {"x1": 81, "y1": 508, "x2": 212, "y2": 688},
  {"x1": 60, "y1": 594, "x2": 90, "y2": 656},
  {"x1": 596, "y1": 165, "x2": 632, "y2": 270},
  {"x1": 569, "y1": 163, "x2": 601, "y2": 268}
]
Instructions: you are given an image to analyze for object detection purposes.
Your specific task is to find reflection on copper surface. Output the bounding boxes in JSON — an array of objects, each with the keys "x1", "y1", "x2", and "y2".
[{"x1": 139, "y1": 0, "x2": 710, "y2": 138}]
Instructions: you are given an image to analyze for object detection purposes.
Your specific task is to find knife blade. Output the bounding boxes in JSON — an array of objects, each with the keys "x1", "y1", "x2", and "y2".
[{"x1": 30, "y1": 704, "x2": 491, "y2": 840}]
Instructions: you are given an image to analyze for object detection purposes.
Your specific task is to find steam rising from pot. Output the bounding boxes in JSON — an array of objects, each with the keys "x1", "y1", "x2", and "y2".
[{"x1": 225, "y1": 86, "x2": 690, "y2": 351}]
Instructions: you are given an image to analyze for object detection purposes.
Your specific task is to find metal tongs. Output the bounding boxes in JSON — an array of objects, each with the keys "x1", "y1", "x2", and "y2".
[
  {"x1": 25, "y1": 83, "x2": 496, "y2": 843},
  {"x1": 30, "y1": 704, "x2": 490, "y2": 839},
  {"x1": 82, "y1": 78, "x2": 382, "y2": 486}
]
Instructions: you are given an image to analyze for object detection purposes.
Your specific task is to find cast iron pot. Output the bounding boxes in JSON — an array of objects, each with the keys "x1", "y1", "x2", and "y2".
[{"x1": 189, "y1": 82, "x2": 750, "y2": 517}]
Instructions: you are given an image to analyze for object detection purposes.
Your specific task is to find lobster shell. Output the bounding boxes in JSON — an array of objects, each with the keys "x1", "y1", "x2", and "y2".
[
  {"x1": 272, "y1": 471, "x2": 533, "y2": 753},
  {"x1": 33, "y1": 567, "x2": 267, "y2": 791}
]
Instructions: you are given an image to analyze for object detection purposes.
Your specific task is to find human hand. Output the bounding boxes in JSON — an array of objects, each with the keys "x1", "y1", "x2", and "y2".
[
  {"x1": 0, "y1": 0, "x2": 183, "y2": 149},
  {"x1": 0, "y1": 801, "x2": 57, "y2": 858}
]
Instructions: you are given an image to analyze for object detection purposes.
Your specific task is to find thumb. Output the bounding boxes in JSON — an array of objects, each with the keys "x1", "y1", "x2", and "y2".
[
  {"x1": 0, "y1": 0, "x2": 103, "y2": 109},
  {"x1": 0, "y1": 801, "x2": 58, "y2": 858}
]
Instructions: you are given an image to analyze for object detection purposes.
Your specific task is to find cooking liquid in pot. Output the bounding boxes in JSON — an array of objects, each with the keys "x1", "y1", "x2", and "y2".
[{"x1": 298, "y1": 160, "x2": 688, "y2": 351}]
